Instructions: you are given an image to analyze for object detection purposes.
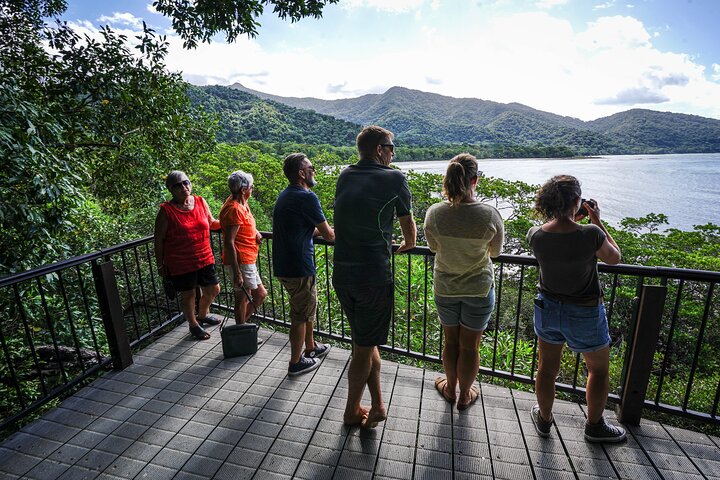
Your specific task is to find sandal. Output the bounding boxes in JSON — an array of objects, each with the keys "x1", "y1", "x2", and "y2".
[
  {"x1": 189, "y1": 324, "x2": 210, "y2": 340},
  {"x1": 198, "y1": 314, "x2": 221, "y2": 326},
  {"x1": 457, "y1": 385, "x2": 479, "y2": 411},
  {"x1": 434, "y1": 377, "x2": 456, "y2": 404}
]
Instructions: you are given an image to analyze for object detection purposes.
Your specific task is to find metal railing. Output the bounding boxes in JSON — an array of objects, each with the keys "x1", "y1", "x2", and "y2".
[{"x1": 1, "y1": 232, "x2": 718, "y2": 431}]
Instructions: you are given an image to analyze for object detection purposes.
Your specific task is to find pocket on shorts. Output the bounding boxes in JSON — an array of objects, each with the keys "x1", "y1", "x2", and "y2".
[{"x1": 566, "y1": 304, "x2": 604, "y2": 345}]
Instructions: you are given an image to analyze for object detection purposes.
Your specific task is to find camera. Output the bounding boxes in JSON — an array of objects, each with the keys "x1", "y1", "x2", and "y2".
[{"x1": 577, "y1": 198, "x2": 596, "y2": 217}]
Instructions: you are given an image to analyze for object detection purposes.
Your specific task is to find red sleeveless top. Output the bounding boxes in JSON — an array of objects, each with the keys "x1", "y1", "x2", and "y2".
[{"x1": 160, "y1": 196, "x2": 215, "y2": 276}]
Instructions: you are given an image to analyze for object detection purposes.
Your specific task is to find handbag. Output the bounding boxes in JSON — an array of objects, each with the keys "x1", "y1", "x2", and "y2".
[{"x1": 220, "y1": 286, "x2": 260, "y2": 358}]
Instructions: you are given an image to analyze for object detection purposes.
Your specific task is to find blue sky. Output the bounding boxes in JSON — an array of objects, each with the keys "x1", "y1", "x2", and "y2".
[{"x1": 61, "y1": 0, "x2": 720, "y2": 121}]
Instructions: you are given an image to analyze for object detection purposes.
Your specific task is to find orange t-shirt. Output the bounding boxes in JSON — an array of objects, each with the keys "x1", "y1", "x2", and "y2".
[{"x1": 219, "y1": 197, "x2": 259, "y2": 265}]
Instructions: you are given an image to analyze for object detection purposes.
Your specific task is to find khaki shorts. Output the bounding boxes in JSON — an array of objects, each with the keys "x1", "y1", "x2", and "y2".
[{"x1": 278, "y1": 276, "x2": 317, "y2": 323}]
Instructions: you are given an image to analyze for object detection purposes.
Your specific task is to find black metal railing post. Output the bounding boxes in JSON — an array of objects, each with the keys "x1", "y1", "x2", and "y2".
[
  {"x1": 618, "y1": 284, "x2": 667, "y2": 425},
  {"x1": 91, "y1": 260, "x2": 133, "y2": 370}
]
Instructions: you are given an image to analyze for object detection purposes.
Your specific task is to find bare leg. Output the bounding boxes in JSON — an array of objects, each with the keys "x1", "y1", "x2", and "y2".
[
  {"x1": 234, "y1": 289, "x2": 248, "y2": 325},
  {"x1": 364, "y1": 346, "x2": 386, "y2": 427},
  {"x1": 583, "y1": 347, "x2": 610, "y2": 424},
  {"x1": 535, "y1": 339, "x2": 563, "y2": 422},
  {"x1": 441, "y1": 325, "x2": 460, "y2": 401},
  {"x1": 289, "y1": 319, "x2": 306, "y2": 364},
  {"x1": 180, "y1": 289, "x2": 199, "y2": 327},
  {"x1": 198, "y1": 283, "x2": 220, "y2": 319},
  {"x1": 456, "y1": 326, "x2": 483, "y2": 405},
  {"x1": 244, "y1": 284, "x2": 267, "y2": 321},
  {"x1": 344, "y1": 344, "x2": 382, "y2": 426},
  {"x1": 303, "y1": 319, "x2": 316, "y2": 354}
]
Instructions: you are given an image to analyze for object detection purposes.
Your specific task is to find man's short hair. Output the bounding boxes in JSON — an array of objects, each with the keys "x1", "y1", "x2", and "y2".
[
  {"x1": 357, "y1": 125, "x2": 394, "y2": 158},
  {"x1": 283, "y1": 153, "x2": 308, "y2": 182}
]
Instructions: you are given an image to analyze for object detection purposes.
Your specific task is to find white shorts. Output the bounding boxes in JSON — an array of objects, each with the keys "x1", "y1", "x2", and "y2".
[{"x1": 225, "y1": 264, "x2": 263, "y2": 291}]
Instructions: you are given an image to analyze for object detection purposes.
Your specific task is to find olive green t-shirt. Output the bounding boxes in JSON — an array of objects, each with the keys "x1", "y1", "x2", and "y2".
[{"x1": 527, "y1": 224, "x2": 606, "y2": 305}]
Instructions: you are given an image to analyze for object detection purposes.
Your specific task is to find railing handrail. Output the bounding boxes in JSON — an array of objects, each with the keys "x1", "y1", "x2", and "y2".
[
  {"x1": 4, "y1": 232, "x2": 719, "y2": 287},
  {"x1": 0, "y1": 236, "x2": 154, "y2": 288}
]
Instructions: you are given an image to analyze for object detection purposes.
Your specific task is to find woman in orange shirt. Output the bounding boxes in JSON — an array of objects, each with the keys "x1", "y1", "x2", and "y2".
[{"x1": 220, "y1": 170, "x2": 267, "y2": 324}]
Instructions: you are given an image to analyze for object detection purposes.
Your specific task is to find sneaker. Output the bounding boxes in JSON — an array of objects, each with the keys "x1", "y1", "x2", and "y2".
[
  {"x1": 305, "y1": 342, "x2": 330, "y2": 359},
  {"x1": 531, "y1": 404, "x2": 553, "y2": 438},
  {"x1": 584, "y1": 416, "x2": 626, "y2": 443},
  {"x1": 288, "y1": 357, "x2": 320, "y2": 376}
]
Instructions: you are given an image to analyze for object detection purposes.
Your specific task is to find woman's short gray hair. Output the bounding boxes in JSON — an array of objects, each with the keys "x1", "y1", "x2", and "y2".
[{"x1": 228, "y1": 170, "x2": 254, "y2": 194}]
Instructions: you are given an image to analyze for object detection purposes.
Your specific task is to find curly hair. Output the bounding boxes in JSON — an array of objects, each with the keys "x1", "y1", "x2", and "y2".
[
  {"x1": 534, "y1": 175, "x2": 582, "y2": 221},
  {"x1": 443, "y1": 153, "x2": 479, "y2": 205}
]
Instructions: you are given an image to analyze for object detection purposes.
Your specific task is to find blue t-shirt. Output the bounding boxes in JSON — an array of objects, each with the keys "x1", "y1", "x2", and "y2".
[{"x1": 272, "y1": 186, "x2": 327, "y2": 278}]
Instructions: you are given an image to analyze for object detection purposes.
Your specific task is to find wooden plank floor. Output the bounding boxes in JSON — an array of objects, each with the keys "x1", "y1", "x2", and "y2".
[{"x1": 1, "y1": 323, "x2": 719, "y2": 479}]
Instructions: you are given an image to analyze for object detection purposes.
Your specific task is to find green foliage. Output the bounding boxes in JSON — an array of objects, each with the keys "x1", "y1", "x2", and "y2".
[
  {"x1": 153, "y1": 0, "x2": 340, "y2": 48},
  {"x1": 0, "y1": 4, "x2": 216, "y2": 274}
]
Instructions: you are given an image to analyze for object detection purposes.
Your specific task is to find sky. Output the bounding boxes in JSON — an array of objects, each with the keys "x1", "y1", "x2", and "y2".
[{"x1": 61, "y1": 0, "x2": 720, "y2": 121}]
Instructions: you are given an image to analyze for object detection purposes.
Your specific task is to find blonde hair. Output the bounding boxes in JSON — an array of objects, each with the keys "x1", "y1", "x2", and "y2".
[{"x1": 443, "y1": 153, "x2": 479, "y2": 205}]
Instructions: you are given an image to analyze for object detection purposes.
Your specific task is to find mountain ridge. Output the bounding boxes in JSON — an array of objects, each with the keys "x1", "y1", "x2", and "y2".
[{"x1": 224, "y1": 83, "x2": 720, "y2": 154}]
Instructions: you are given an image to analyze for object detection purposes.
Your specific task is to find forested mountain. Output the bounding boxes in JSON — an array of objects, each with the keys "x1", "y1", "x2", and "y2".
[
  {"x1": 188, "y1": 85, "x2": 359, "y2": 145},
  {"x1": 226, "y1": 83, "x2": 720, "y2": 154}
]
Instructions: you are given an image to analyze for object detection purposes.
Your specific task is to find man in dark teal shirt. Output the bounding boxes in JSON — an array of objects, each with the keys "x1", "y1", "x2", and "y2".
[{"x1": 333, "y1": 126, "x2": 417, "y2": 428}]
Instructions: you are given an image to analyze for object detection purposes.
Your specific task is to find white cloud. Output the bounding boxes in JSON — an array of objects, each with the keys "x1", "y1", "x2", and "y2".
[
  {"x1": 146, "y1": 3, "x2": 159, "y2": 15},
  {"x1": 535, "y1": 0, "x2": 568, "y2": 9},
  {"x1": 97, "y1": 12, "x2": 143, "y2": 29},
  {"x1": 65, "y1": 8, "x2": 720, "y2": 121},
  {"x1": 593, "y1": 1, "x2": 616, "y2": 10},
  {"x1": 341, "y1": 0, "x2": 426, "y2": 13}
]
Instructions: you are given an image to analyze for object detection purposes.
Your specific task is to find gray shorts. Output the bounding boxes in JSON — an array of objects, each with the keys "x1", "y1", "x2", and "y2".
[{"x1": 434, "y1": 287, "x2": 495, "y2": 331}]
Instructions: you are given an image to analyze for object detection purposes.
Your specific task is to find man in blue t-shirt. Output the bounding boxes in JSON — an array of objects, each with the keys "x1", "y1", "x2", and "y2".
[
  {"x1": 333, "y1": 126, "x2": 417, "y2": 428},
  {"x1": 273, "y1": 153, "x2": 335, "y2": 376}
]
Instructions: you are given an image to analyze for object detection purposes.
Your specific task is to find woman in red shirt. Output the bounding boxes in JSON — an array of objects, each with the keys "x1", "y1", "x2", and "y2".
[{"x1": 154, "y1": 171, "x2": 221, "y2": 340}]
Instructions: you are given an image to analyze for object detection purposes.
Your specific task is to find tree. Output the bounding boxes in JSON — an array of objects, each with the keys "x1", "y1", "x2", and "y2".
[
  {"x1": 1, "y1": 2, "x2": 216, "y2": 273},
  {"x1": 153, "y1": 0, "x2": 340, "y2": 48}
]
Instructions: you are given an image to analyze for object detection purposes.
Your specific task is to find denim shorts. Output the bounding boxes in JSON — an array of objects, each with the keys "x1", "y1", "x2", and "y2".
[
  {"x1": 435, "y1": 287, "x2": 495, "y2": 332},
  {"x1": 533, "y1": 293, "x2": 610, "y2": 353}
]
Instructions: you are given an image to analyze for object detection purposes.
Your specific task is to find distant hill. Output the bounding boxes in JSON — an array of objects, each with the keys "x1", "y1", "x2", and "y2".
[
  {"x1": 187, "y1": 85, "x2": 359, "y2": 145},
  {"x1": 227, "y1": 83, "x2": 720, "y2": 154}
]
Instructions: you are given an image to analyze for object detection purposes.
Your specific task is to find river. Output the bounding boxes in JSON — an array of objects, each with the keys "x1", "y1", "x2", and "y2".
[{"x1": 395, "y1": 153, "x2": 720, "y2": 231}]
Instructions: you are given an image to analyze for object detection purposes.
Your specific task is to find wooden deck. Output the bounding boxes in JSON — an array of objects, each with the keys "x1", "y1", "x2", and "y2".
[{"x1": 1, "y1": 323, "x2": 719, "y2": 479}]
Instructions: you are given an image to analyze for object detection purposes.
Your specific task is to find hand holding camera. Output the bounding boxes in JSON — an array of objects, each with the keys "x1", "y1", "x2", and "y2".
[{"x1": 576, "y1": 198, "x2": 595, "y2": 217}]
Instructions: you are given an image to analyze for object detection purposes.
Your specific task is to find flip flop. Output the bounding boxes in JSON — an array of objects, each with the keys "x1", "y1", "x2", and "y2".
[
  {"x1": 189, "y1": 324, "x2": 210, "y2": 340},
  {"x1": 434, "y1": 376, "x2": 456, "y2": 404},
  {"x1": 198, "y1": 314, "x2": 221, "y2": 326},
  {"x1": 457, "y1": 385, "x2": 479, "y2": 411}
]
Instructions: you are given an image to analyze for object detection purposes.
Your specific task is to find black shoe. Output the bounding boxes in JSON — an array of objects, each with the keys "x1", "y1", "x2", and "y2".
[
  {"x1": 584, "y1": 416, "x2": 626, "y2": 443},
  {"x1": 531, "y1": 404, "x2": 553, "y2": 438},
  {"x1": 288, "y1": 357, "x2": 319, "y2": 376},
  {"x1": 304, "y1": 342, "x2": 330, "y2": 359}
]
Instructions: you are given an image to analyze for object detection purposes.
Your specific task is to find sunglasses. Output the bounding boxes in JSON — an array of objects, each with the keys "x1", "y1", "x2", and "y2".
[
  {"x1": 380, "y1": 143, "x2": 395, "y2": 152},
  {"x1": 172, "y1": 179, "x2": 191, "y2": 189},
  {"x1": 304, "y1": 165, "x2": 316, "y2": 172}
]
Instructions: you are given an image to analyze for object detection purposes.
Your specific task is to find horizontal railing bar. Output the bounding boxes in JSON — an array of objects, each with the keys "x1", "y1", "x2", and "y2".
[{"x1": 0, "y1": 236, "x2": 154, "y2": 287}]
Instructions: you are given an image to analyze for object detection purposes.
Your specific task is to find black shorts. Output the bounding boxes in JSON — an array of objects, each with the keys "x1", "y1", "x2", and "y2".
[
  {"x1": 169, "y1": 264, "x2": 219, "y2": 292},
  {"x1": 334, "y1": 283, "x2": 393, "y2": 347}
]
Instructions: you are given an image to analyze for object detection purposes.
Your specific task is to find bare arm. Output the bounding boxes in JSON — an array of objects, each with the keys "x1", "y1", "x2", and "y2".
[
  {"x1": 585, "y1": 199, "x2": 621, "y2": 264},
  {"x1": 154, "y1": 208, "x2": 168, "y2": 276},
  {"x1": 396, "y1": 214, "x2": 417, "y2": 253},
  {"x1": 201, "y1": 197, "x2": 220, "y2": 231},
  {"x1": 223, "y1": 224, "x2": 243, "y2": 288},
  {"x1": 489, "y1": 216, "x2": 505, "y2": 258},
  {"x1": 314, "y1": 221, "x2": 335, "y2": 242}
]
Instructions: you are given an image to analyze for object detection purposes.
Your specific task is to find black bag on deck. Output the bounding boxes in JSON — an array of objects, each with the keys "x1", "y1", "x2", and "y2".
[
  {"x1": 220, "y1": 322, "x2": 258, "y2": 358},
  {"x1": 220, "y1": 286, "x2": 260, "y2": 358}
]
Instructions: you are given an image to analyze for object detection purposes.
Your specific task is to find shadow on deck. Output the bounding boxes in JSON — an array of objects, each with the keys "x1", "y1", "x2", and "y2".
[{"x1": 1, "y1": 324, "x2": 719, "y2": 479}]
